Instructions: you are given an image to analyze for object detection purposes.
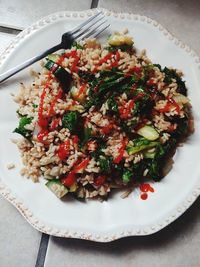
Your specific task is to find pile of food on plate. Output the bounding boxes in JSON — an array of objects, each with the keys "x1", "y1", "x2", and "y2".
[{"x1": 12, "y1": 30, "x2": 193, "y2": 200}]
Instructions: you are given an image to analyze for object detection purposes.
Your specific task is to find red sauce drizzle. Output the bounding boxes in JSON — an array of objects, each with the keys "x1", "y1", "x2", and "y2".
[
  {"x1": 37, "y1": 129, "x2": 49, "y2": 144},
  {"x1": 72, "y1": 135, "x2": 79, "y2": 145},
  {"x1": 76, "y1": 83, "x2": 87, "y2": 99},
  {"x1": 37, "y1": 72, "x2": 53, "y2": 130},
  {"x1": 141, "y1": 193, "x2": 148, "y2": 200},
  {"x1": 50, "y1": 118, "x2": 60, "y2": 131},
  {"x1": 140, "y1": 183, "x2": 155, "y2": 200},
  {"x1": 38, "y1": 89, "x2": 48, "y2": 128},
  {"x1": 73, "y1": 157, "x2": 90, "y2": 172},
  {"x1": 58, "y1": 139, "x2": 70, "y2": 161},
  {"x1": 62, "y1": 172, "x2": 76, "y2": 188},
  {"x1": 109, "y1": 50, "x2": 121, "y2": 69},
  {"x1": 57, "y1": 50, "x2": 79, "y2": 73},
  {"x1": 113, "y1": 137, "x2": 128, "y2": 164},
  {"x1": 94, "y1": 175, "x2": 106, "y2": 186},
  {"x1": 118, "y1": 93, "x2": 145, "y2": 120},
  {"x1": 159, "y1": 98, "x2": 180, "y2": 114},
  {"x1": 48, "y1": 89, "x2": 63, "y2": 117},
  {"x1": 62, "y1": 157, "x2": 90, "y2": 187},
  {"x1": 146, "y1": 79, "x2": 155, "y2": 87},
  {"x1": 101, "y1": 123, "x2": 114, "y2": 135},
  {"x1": 119, "y1": 99, "x2": 135, "y2": 119},
  {"x1": 128, "y1": 66, "x2": 142, "y2": 80},
  {"x1": 70, "y1": 51, "x2": 79, "y2": 73},
  {"x1": 93, "y1": 52, "x2": 113, "y2": 72}
]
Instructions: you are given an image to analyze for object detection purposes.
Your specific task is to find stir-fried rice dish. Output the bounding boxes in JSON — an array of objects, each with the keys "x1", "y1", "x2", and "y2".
[{"x1": 12, "y1": 30, "x2": 194, "y2": 200}]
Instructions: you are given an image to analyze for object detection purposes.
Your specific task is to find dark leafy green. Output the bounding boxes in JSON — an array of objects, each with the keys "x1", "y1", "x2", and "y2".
[
  {"x1": 78, "y1": 70, "x2": 95, "y2": 82},
  {"x1": 99, "y1": 156, "x2": 113, "y2": 173},
  {"x1": 84, "y1": 69, "x2": 136, "y2": 109},
  {"x1": 107, "y1": 96, "x2": 118, "y2": 113},
  {"x1": 81, "y1": 127, "x2": 92, "y2": 147},
  {"x1": 14, "y1": 116, "x2": 33, "y2": 139},
  {"x1": 62, "y1": 111, "x2": 78, "y2": 132},
  {"x1": 161, "y1": 66, "x2": 187, "y2": 96}
]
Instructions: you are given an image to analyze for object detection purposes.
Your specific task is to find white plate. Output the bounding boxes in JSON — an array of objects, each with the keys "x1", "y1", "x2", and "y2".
[{"x1": 0, "y1": 9, "x2": 200, "y2": 242}]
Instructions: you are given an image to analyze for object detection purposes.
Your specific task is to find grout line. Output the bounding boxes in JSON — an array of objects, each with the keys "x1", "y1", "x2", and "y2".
[
  {"x1": 90, "y1": 0, "x2": 99, "y2": 9},
  {"x1": 0, "y1": 26, "x2": 21, "y2": 35},
  {"x1": 35, "y1": 234, "x2": 50, "y2": 267}
]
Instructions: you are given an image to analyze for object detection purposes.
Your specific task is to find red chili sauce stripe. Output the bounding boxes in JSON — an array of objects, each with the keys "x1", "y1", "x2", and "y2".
[
  {"x1": 37, "y1": 129, "x2": 49, "y2": 144},
  {"x1": 62, "y1": 157, "x2": 90, "y2": 187},
  {"x1": 158, "y1": 98, "x2": 180, "y2": 114},
  {"x1": 93, "y1": 52, "x2": 113, "y2": 72},
  {"x1": 58, "y1": 139, "x2": 70, "y2": 161},
  {"x1": 48, "y1": 89, "x2": 63, "y2": 117},
  {"x1": 76, "y1": 83, "x2": 87, "y2": 99},
  {"x1": 118, "y1": 92, "x2": 146, "y2": 120},
  {"x1": 113, "y1": 138, "x2": 128, "y2": 164}
]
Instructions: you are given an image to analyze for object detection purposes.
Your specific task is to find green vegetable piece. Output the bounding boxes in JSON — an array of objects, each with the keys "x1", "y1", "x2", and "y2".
[
  {"x1": 137, "y1": 125, "x2": 159, "y2": 141},
  {"x1": 46, "y1": 180, "x2": 68, "y2": 198},
  {"x1": 99, "y1": 157, "x2": 112, "y2": 172},
  {"x1": 126, "y1": 138, "x2": 159, "y2": 155},
  {"x1": 107, "y1": 97, "x2": 118, "y2": 113},
  {"x1": 44, "y1": 59, "x2": 71, "y2": 92},
  {"x1": 62, "y1": 111, "x2": 78, "y2": 132},
  {"x1": 122, "y1": 169, "x2": 132, "y2": 184},
  {"x1": 13, "y1": 116, "x2": 33, "y2": 139},
  {"x1": 143, "y1": 151, "x2": 156, "y2": 159}
]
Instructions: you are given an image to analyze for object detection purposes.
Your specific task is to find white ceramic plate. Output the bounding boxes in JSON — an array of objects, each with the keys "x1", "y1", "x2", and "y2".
[{"x1": 0, "y1": 9, "x2": 200, "y2": 242}]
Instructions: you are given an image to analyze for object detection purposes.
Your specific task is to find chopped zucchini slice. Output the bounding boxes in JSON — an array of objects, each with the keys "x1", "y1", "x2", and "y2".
[
  {"x1": 137, "y1": 125, "x2": 159, "y2": 141},
  {"x1": 47, "y1": 53, "x2": 61, "y2": 62},
  {"x1": 46, "y1": 179, "x2": 68, "y2": 198},
  {"x1": 126, "y1": 138, "x2": 159, "y2": 155},
  {"x1": 44, "y1": 59, "x2": 71, "y2": 92},
  {"x1": 143, "y1": 150, "x2": 156, "y2": 159},
  {"x1": 108, "y1": 34, "x2": 133, "y2": 46}
]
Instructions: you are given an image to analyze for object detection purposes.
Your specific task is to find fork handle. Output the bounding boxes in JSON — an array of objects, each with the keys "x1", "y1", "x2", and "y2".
[{"x1": 0, "y1": 43, "x2": 62, "y2": 83}]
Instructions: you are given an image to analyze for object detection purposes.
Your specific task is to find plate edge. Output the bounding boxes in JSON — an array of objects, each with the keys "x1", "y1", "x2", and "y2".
[{"x1": 0, "y1": 8, "x2": 200, "y2": 242}]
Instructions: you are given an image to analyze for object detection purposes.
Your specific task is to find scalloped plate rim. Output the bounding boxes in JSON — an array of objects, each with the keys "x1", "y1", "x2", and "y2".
[{"x1": 0, "y1": 8, "x2": 200, "y2": 242}]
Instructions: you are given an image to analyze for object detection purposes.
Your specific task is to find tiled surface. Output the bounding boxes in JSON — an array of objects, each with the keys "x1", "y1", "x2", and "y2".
[
  {"x1": 45, "y1": 198, "x2": 200, "y2": 267},
  {"x1": 0, "y1": 0, "x2": 92, "y2": 29},
  {"x1": 0, "y1": 32, "x2": 14, "y2": 53},
  {"x1": 0, "y1": 196, "x2": 41, "y2": 267},
  {"x1": 99, "y1": 0, "x2": 200, "y2": 55}
]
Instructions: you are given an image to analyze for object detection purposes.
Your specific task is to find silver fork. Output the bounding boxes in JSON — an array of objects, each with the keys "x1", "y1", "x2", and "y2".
[{"x1": 0, "y1": 11, "x2": 109, "y2": 83}]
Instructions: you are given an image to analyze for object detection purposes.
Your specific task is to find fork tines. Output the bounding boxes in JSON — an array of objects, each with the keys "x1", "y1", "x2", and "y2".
[{"x1": 71, "y1": 11, "x2": 110, "y2": 40}]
